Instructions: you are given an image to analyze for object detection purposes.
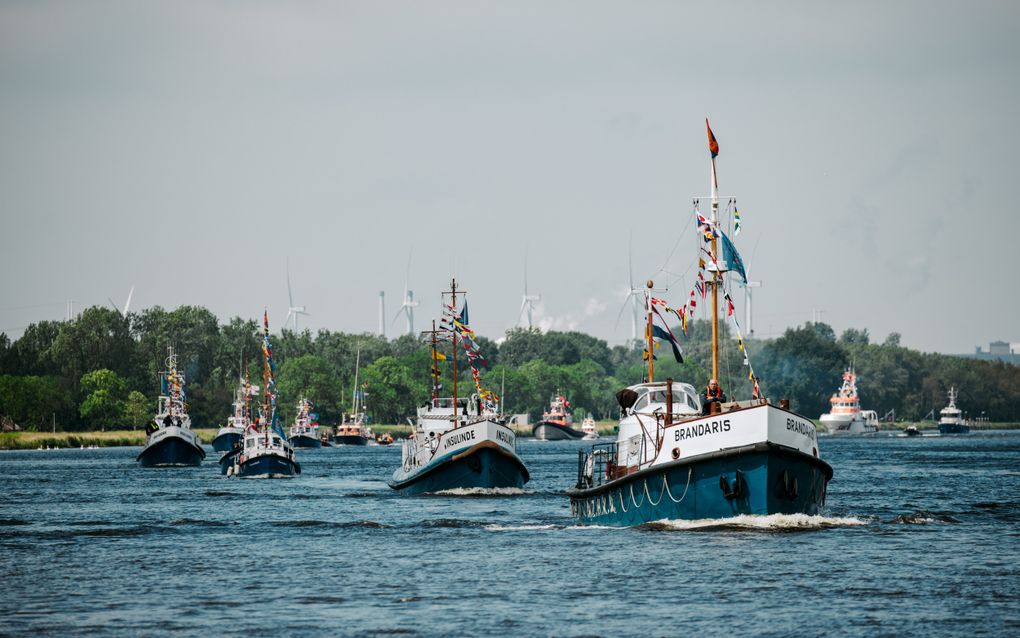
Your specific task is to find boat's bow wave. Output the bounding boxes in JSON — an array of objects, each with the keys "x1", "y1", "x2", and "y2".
[{"x1": 639, "y1": 513, "x2": 869, "y2": 532}]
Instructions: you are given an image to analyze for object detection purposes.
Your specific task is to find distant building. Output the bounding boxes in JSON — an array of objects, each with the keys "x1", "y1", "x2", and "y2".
[
  {"x1": 965, "y1": 341, "x2": 1019, "y2": 365},
  {"x1": 989, "y1": 341, "x2": 1011, "y2": 356}
]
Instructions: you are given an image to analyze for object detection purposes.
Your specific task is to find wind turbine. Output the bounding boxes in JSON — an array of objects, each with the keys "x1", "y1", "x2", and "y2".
[
  {"x1": 285, "y1": 260, "x2": 309, "y2": 330},
  {"x1": 392, "y1": 249, "x2": 420, "y2": 335},
  {"x1": 108, "y1": 285, "x2": 134, "y2": 318},
  {"x1": 516, "y1": 256, "x2": 541, "y2": 329},
  {"x1": 614, "y1": 235, "x2": 643, "y2": 344}
]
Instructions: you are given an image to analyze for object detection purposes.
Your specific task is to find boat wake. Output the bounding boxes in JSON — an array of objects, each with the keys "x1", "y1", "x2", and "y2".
[
  {"x1": 429, "y1": 487, "x2": 534, "y2": 497},
  {"x1": 640, "y1": 513, "x2": 869, "y2": 532}
]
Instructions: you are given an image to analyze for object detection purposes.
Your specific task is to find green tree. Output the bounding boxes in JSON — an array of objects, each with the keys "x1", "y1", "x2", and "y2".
[
  {"x1": 362, "y1": 356, "x2": 426, "y2": 424},
  {"x1": 276, "y1": 355, "x2": 342, "y2": 423},
  {"x1": 124, "y1": 390, "x2": 151, "y2": 430},
  {"x1": 0, "y1": 375, "x2": 73, "y2": 430},
  {"x1": 839, "y1": 328, "x2": 870, "y2": 346},
  {"x1": 79, "y1": 369, "x2": 128, "y2": 429},
  {"x1": 755, "y1": 323, "x2": 847, "y2": 416}
]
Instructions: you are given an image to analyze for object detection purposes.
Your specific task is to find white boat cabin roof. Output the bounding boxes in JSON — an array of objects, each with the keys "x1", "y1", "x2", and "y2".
[{"x1": 625, "y1": 381, "x2": 702, "y2": 416}]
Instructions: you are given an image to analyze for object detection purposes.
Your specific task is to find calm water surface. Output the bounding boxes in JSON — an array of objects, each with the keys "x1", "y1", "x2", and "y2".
[{"x1": 2, "y1": 433, "x2": 1019, "y2": 637}]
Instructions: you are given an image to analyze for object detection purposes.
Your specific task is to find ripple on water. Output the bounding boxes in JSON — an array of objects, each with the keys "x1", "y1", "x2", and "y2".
[{"x1": 269, "y1": 520, "x2": 391, "y2": 529}]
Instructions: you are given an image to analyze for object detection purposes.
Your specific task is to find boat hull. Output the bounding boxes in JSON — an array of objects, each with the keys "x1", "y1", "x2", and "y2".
[
  {"x1": 938, "y1": 423, "x2": 971, "y2": 434},
  {"x1": 237, "y1": 452, "x2": 301, "y2": 478},
  {"x1": 211, "y1": 430, "x2": 241, "y2": 453},
  {"x1": 532, "y1": 421, "x2": 585, "y2": 440},
  {"x1": 288, "y1": 434, "x2": 321, "y2": 448},
  {"x1": 820, "y1": 414, "x2": 878, "y2": 435},
  {"x1": 333, "y1": 435, "x2": 370, "y2": 446},
  {"x1": 567, "y1": 443, "x2": 831, "y2": 526},
  {"x1": 137, "y1": 428, "x2": 206, "y2": 467},
  {"x1": 389, "y1": 442, "x2": 529, "y2": 495}
]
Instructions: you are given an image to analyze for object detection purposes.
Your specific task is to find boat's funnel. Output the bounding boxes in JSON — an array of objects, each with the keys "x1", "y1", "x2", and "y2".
[{"x1": 616, "y1": 388, "x2": 639, "y2": 410}]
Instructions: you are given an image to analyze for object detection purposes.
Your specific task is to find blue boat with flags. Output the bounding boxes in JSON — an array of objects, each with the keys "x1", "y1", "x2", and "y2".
[
  {"x1": 212, "y1": 373, "x2": 257, "y2": 453},
  {"x1": 223, "y1": 311, "x2": 300, "y2": 478},
  {"x1": 137, "y1": 346, "x2": 206, "y2": 467},
  {"x1": 288, "y1": 398, "x2": 322, "y2": 448},
  {"x1": 389, "y1": 280, "x2": 529, "y2": 495},
  {"x1": 567, "y1": 120, "x2": 832, "y2": 525}
]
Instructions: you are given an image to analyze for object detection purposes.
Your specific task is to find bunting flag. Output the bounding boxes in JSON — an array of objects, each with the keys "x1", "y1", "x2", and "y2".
[
  {"x1": 651, "y1": 324, "x2": 684, "y2": 363},
  {"x1": 733, "y1": 206, "x2": 742, "y2": 236},
  {"x1": 720, "y1": 231, "x2": 747, "y2": 284},
  {"x1": 432, "y1": 351, "x2": 447, "y2": 361},
  {"x1": 698, "y1": 257, "x2": 706, "y2": 270},
  {"x1": 706, "y1": 118, "x2": 719, "y2": 158},
  {"x1": 696, "y1": 213, "x2": 718, "y2": 242}
]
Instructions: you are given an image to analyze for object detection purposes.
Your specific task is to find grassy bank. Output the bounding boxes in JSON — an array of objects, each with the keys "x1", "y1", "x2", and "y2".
[{"x1": 0, "y1": 429, "x2": 219, "y2": 450}]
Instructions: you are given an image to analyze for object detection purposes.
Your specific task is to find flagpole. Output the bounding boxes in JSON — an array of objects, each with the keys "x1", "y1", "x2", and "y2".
[
  {"x1": 646, "y1": 280, "x2": 654, "y2": 383},
  {"x1": 710, "y1": 151, "x2": 720, "y2": 384},
  {"x1": 450, "y1": 279, "x2": 458, "y2": 419}
]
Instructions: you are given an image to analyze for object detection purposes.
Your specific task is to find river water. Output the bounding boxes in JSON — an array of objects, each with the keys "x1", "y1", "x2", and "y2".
[{"x1": 1, "y1": 432, "x2": 1019, "y2": 636}]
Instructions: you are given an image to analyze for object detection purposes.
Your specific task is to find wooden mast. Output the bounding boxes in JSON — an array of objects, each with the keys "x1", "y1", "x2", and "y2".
[
  {"x1": 646, "y1": 279, "x2": 654, "y2": 383},
  {"x1": 430, "y1": 319, "x2": 440, "y2": 402},
  {"x1": 710, "y1": 140, "x2": 720, "y2": 383}
]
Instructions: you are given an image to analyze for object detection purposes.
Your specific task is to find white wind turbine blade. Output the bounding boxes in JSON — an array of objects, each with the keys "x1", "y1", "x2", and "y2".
[
  {"x1": 516, "y1": 298, "x2": 529, "y2": 327},
  {"x1": 123, "y1": 285, "x2": 134, "y2": 316},
  {"x1": 286, "y1": 259, "x2": 294, "y2": 308},
  {"x1": 108, "y1": 297, "x2": 122, "y2": 315}
]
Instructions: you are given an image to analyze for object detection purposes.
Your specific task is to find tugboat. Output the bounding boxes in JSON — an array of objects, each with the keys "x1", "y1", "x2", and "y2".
[
  {"x1": 581, "y1": 416, "x2": 599, "y2": 440},
  {"x1": 226, "y1": 312, "x2": 300, "y2": 478},
  {"x1": 566, "y1": 121, "x2": 832, "y2": 526},
  {"x1": 389, "y1": 284, "x2": 529, "y2": 495},
  {"x1": 138, "y1": 347, "x2": 206, "y2": 467},
  {"x1": 532, "y1": 393, "x2": 585, "y2": 440},
  {"x1": 333, "y1": 349, "x2": 374, "y2": 445},
  {"x1": 212, "y1": 375, "x2": 256, "y2": 453},
  {"x1": 819, "y1": 367, "x2": 879, "y2": 435},
  {"x1": 938, "y1": 387, "x2": 971, "y2": 434},
  {"x1": 288, "y1": 398, "x2": 322, "y2": 448}
]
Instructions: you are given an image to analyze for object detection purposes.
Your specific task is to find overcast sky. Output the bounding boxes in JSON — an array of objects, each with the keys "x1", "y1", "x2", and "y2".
[{"x1": 1, "y1": 1, "x2": 1018, "y2": 354}]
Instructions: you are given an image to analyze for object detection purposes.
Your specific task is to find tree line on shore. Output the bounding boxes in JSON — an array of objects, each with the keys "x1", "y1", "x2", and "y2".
[{"x1": 1, "y1": 305, "x2": 1018, "y2": 431}]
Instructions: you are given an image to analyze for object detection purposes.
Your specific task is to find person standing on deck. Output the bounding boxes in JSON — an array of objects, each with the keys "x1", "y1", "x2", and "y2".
[{"x1": 702, "y1": 379, "x2": 727, "y2": 415}]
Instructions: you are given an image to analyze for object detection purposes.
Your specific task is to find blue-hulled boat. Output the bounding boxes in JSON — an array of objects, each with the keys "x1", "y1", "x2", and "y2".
[
  {"x1": 226, "y1": 311, "x2": 300, "y2": 478},
  {"x1": 389, "y1": 283, "x2": 529, "y2": 495},
  {"x1": 212, "y1": 376, "x2": 257, "y2": 453},
  {"x1": 937, "y1": 387, "x2": 971, "y2": 434},
  {"x1": 138, "y1": 347, "x2": 206, "y2": 467},
  {"x1": 567, "y1": 120, "x2": 832, "y2": 525},
  {"x1": 288, "y1": 398, "x2": 322, "y2": 448}
]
